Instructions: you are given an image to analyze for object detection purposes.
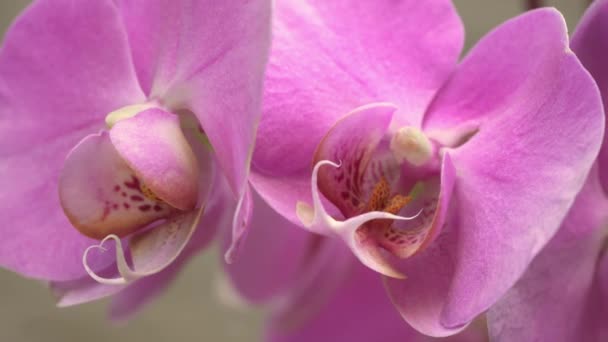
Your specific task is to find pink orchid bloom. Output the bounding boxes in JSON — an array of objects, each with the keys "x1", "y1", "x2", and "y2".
[
  {"x1": 487, "y1": 1, "x2": 608, "y2": 340},
  {"x1": 246, "y1": 0, "x2": 604, "y2": 337},
  {"x1": 0, "y1": 0, "x2": 270, "y2": 318}
]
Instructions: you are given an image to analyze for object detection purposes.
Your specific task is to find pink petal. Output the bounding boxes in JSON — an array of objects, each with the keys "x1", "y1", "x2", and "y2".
[
  {"x1": 600, "y1": 250, "x2": 608, "y2": 305},
  {"x1": 572, "y1": 0, "x2": 608, "y2": 194},
  {"x1": 255, "y1": 0, "x2": 463, "y2": 180},
  {"x1": 59, "y1": 132, "x2": 171, "y2": 239},
  {"x1": 110, "y1": 108, "x2": 200, "y2": 211},
  {"x1": 250, "y1": 170, "x2": 317, "y2": 227},
  {"x1": 389, "y1": 9, "x2": 604, "y2": 336},
  {"x1": 228, "y1": 203, "x2": 361, "y2": 329},
  {"x1": 0, "y1": 0, "x2": 145, "y2": 280},
  {"x1": 487, "y1": 166, "x2": 608, "y2": 341},
  {"x1": 267, "y1": 242, "x2": 365, "y2": 333},
  {"x1": 223, "y1": 189, "x2": 340, "y2": 304},
  {"x1": 267, "y1": 262, "x2": 487, "y2": 342}
]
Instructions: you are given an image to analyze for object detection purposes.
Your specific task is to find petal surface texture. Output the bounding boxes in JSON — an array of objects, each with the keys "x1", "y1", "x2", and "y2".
[
  {"x1": 0, "y1": 0, "x2": 145, "y2": 280},
  {"x1": 267, "y1": 262, "x2": 489, "y2": 342},
  {"x1": 487, "y1": 166, "x2": 608, "y2": 342},
  {"x1": 571, "y1": 0, "x2": 608, "y2": 194},
  {"x1": 386, "y1": 8, "x2": 604, "y2": 336},
  {"x1": 252, "y1": 0, "x2": 464, "y2": 220},
  {"x1": 223, "y1": 190, "x2": 317, "y2": 303},
  {"x1": 485, "y1": 2, "x2": 608, "y2": 340}
]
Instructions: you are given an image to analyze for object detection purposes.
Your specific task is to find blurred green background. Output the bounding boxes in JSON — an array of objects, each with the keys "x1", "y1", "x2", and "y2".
[{"x1": 0, "y1": 1, "x2": 588, "y2": 341}]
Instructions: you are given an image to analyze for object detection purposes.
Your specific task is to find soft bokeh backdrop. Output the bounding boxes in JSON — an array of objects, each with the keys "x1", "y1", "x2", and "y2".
[{"x1": 0, "y1": 1, "x2": 588, "y2": 341}]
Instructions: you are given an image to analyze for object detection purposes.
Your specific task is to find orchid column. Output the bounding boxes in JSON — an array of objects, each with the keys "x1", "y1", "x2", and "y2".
[{"x1": 0, "y1": 0, "x2": 270, "y2": 317}]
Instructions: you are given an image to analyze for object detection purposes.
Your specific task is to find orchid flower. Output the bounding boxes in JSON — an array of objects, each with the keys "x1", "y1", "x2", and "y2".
[
  {"x1": 487, "y1": 1, "x2": 608, "y2": 340},
  {"x1": 0, "y1": 0, "x2": 270, "y2": 317},
  {"x1": 248, "y1": 0, "x2": 604, "y2": 337}
]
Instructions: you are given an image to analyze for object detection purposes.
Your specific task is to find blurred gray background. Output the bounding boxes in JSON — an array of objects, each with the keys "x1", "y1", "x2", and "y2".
[{"x1": 0, "y1": 1, "x2": 588, "y2": 341}]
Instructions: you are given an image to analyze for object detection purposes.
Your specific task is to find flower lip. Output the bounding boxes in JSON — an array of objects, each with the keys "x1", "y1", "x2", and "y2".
[
  {"x1": 59, "y1": 107, "x2": 206, "y2": 240},
  {"x1": 295, "y1": 102, "x2": 458, "y2": 277},
  {"x1": 82, "y1": 204, "x2": 205, "y2": 285},
  {"x1": 296, "y1": 159, "x2": 423, "y2": 279},
  {"x1": 59, "y1": 131, "x2": 172, "y2": 240},
  {"x1": 64, "y1": 106, "x2": 216, "y2": 284},
  {"x1": 312, "y1": 102, "x2": 398, "y2": 218}
]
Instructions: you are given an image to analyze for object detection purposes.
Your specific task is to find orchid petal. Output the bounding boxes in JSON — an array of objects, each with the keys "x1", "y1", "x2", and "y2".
[
  {"x1": 487, "y1": 167, "x2": 608, "y2": 342},
  {"x1": 109, "y1": 108, "x2": 200, "y2": 211},
  {"x1": 250, "y1": 170, "x2": 319, "y2": 227},
  {"x1": 268, "y1": 239, "x2": 357, "y2": 331},
  {"x1": 59, "y1": 132, "x2": 171, "y2": 240},
  {"x1": 223, "y1": 189, "x2": 326, "y2": 303},
  {"x1": 572, "y1": 0, "x2": 608, "y2": 194},
  {"x1": 267, "y1": 262, "x2": 488, "y2": 342},
  {"x1": 0, "y1": 0, "x2": 145, "y2": 280},
  {"x1": 82, "y1": 206, "x2": 204, "y2": 285},
  {"x1": 225, "y1": 191, "x2": 357, "y2": 327},
  {"x1": 255, "y1": 0, "x2": 463, "y2": 180},
  {"x1": 598, "y1": 253, "x2": 608, "y2": 318},
  {"x1": 389, "y1": 9, "x2": 604, "y2": 336}
]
